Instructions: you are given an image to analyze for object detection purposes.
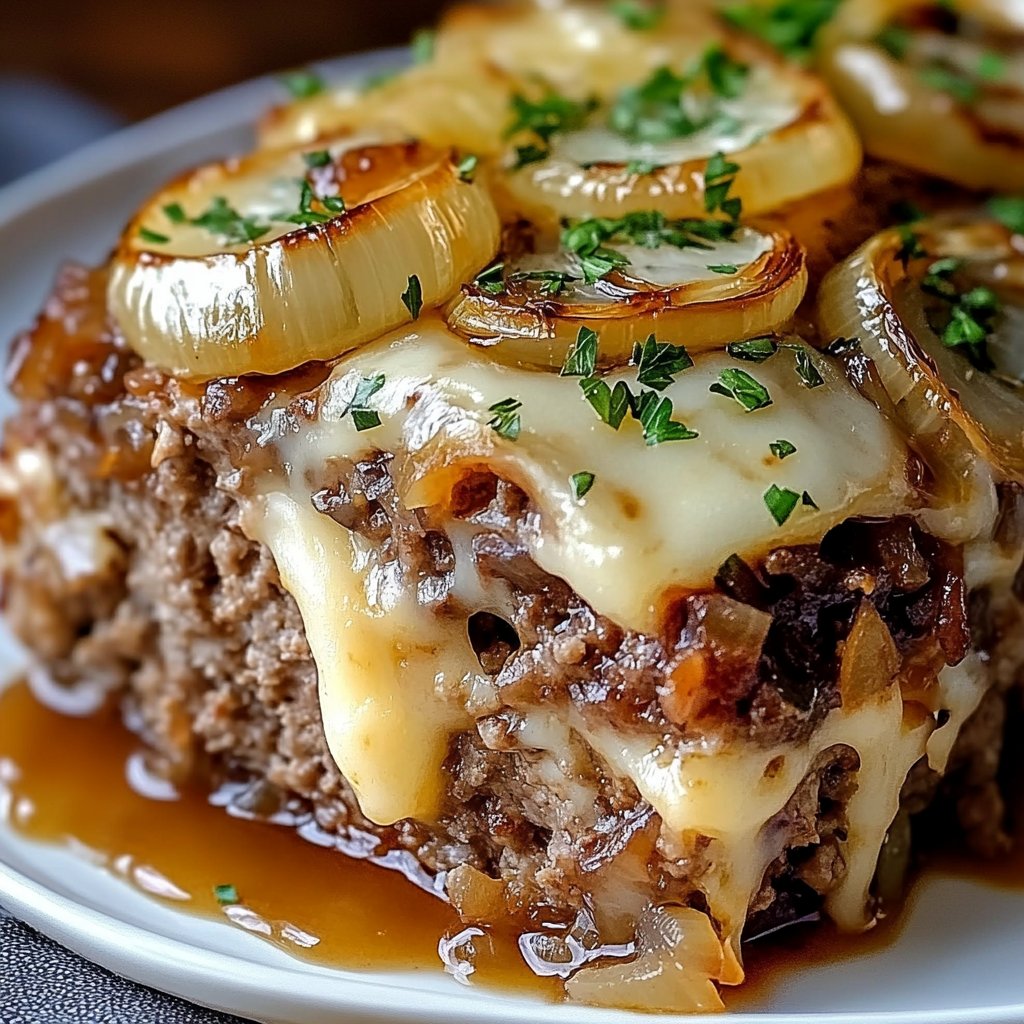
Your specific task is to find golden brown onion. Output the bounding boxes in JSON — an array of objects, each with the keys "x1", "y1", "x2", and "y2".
[
  {"x1": 817, "y1": 214, "x2": 1023, "y2": 538},
  {"x1": 446, "y1": 224, "x2": 807, "y2": 368},
  {"x1": 496, "y1": 46, "x2": 862, "y2": 225},
  {"x1": 819, "y1": 0, "x2": 1024, "y2": 189},
  {"x1": 259, "y1": 64, "x2": 513, "y2": 155},
  {"x1": 108, "y1": 136, "x2": 500, "y2": 378}
]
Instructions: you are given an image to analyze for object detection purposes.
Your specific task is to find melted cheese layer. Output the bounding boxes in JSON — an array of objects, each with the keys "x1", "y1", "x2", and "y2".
[{"x1": 254, "y1": 320, "x2": 915, "y2": 634}]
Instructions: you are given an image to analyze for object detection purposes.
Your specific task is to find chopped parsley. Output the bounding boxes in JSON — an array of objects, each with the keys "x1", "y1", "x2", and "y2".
[
  {"x1": 722, "y1": 0, "x2": 841, "y2": 61},
  {"x1": 631, "y1": 334, "x2": 693, "y2": 390},
  {"x1": 770, "y1": 439, "x2": 797, "y2": 460},
  {"x1": 710, "y1": 367, "x2": 773, "y2": 411},
  {"x1": 708, "y1": 263, "x2": 738, "y2": 275},
  {"x1": 214, "y1": 884, "x2": 239, "y2": 906},
  {"x1": 921, "y1": 256, "x2": 1002, "y2": 371},
  {"x1": 918, "y1": 63, "x2": 979, "y2": 105},
  {"x1": 507, "y1": 269, "x2": 578, "y2": 295},
  {"x1": 581, "y1": 377, "x2": 632, "y2": 429},
  {"x1": 896, "y1": 223, "x2": 926, "y2": 266},
  {"x1": 302, "y1": 149, "x2": 332, "y2": 168},
  {"x1": 704, "y1": 151, "x2": 742, "y2": 221},
  {"x1": 626, "y1": 159, "x2": 658, "y2": 175},
  {"x1": 279, "y1": 180, "x2": 345, "y2": 227},
  {"x1": 763, "y1": 484, "x2": 808, "y2": 525},
  {"x1": 138, "y1": 226, "x2": 170, "y2": 245},
  {"x1": 793, "y1": 347, "x2": 825, "y2": 389},
  {"x1": 609, "y1": 0, "x2": 665, "y2": 31},
  {"x1": 456, "y1": 154, "x2": 479, "y2": 183},
  {"x1": 191, "y1": 196, "x2": 270, "y2": 245},
  {"x1": 608, "y1": 46, "x2": 749, "y2": 144},
  {"x1": 402, "y1": 275, "x2": 423, "y2": 319},
  {"x1": 570, "y1": 471, "x2": 596, "y2": 500},
  {"x1": 345, "y1": 374, "x2": 386, "y2": 432},
  {"x1": 976, "y1": 50, "x2": 1007, "y2": 82},
  {"x1": 988, "y1": 195, "x2": 1024, "y2": 234},
  {"x1": 561, "y1": 327, "x2": 599, "y2": 377},
  {"x1": 280, "y1": 68, "x2": 325, "y2": 100},
  {"x1": 632, "y1": 390, "x2": 699, "y2": 445},
  {"x1": 875, "y1": 24, "x2": 911, "y2": 60},
  {"x1": 573, "y1": 329, "x2": 697, "y2": 443},
  {"x1": 506, "y1": 89, "x2": 597, "y2": 164},
  {"x1": 474, "y1": 263, "x2": 506, "y2": 295},
  {"x1": 411, "y1": 28, "x2": 435, "y2": 64},
  {"x1": 727, "y1": 336, "x2": 778, "y2": 362},
  {"x1": 163, "y1": 202, "x2": 186, "y2": 224},
  {"x1": 512, "y1": 143, "x2": 550, "y2": 170},
  {"x1": 487, "y1": 397, "x2": 523, "y2": 440},
  {"x1": 561, "y1": 209, "x2": 738, "y2": 285}
]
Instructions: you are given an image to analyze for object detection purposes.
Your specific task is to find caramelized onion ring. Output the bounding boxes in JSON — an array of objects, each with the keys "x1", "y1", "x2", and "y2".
[
  {"x1": 817, "y1": 215, "x2": 1022, "y2": 536},
  {"x1": 820, "y1": 0, "x2": 1024, "y2": 189},
  {"x1": 446, "y1": 226, "x2": 807, "y2": 368},
  {"x1": 109, "y1": 138, "x2": 500, "y2": 378},
  {"x1": 496, "y1": 57, "x2": 861, "y2": 225}
]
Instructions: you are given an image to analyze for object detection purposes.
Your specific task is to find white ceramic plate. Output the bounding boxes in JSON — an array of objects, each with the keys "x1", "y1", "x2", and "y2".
[{"x1": 1, "y1": 49, "x2": 1024, "y2": 1024}]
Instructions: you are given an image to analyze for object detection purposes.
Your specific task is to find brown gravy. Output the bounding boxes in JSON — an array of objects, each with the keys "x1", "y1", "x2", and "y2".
[{"x1": 1, "y1": 677, "x2": 1022, "y2": 1011}]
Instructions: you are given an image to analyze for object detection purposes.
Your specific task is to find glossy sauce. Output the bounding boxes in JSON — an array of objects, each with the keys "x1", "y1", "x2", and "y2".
[
  {"x1": 0, "y1": 679, "x2": 556, "y2": 999},
  {"x1": 2, "y1": 677, "x2": 1022, "y2": 1011}
]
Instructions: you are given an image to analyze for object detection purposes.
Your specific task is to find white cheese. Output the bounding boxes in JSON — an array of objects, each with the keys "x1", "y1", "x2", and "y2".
[{"x1": 254, "y1": 319, "x2": 915, "y2": 634}]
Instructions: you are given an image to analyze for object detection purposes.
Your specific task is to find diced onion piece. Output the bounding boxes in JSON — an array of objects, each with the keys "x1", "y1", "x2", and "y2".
[
  {"x1": 259, "y1": 64, "x2": 513, "y2": 154},
  {"x1": 108, "y1": 137, "x2": 500, "y2": 378},
  {"x1": 497, "y1": 56, "x2": 862, "y2": 224},
  {"x1": 820, "y1": 0, "x2": 1024, "y2": 189},
  {"x1": 817, "y1": 214, "x2": 1023, "y2": 536},
  {"x1": 446, "y1": 226, "x2": 807, "y2": 368},
  {"x1": 566, "y1": 906, "x2": 726, "y2": 1013}
]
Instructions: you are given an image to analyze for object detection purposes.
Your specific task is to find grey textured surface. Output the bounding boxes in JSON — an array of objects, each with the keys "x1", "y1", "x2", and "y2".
[{"x1": 0, "y1": 906, "x2": 249, "y2": 1024}]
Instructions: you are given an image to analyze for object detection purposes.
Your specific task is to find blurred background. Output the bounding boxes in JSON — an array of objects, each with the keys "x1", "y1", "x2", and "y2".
[{"x1": 0, "y1": 0, "x2": 447, "y2": 186}]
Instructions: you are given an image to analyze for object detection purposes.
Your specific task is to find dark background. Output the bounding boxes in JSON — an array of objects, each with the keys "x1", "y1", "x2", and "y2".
[
  {"x1": 2, "y1": 0, "x2": 446, "y2": 120},
  {"x1": 0, "y1": 1, "x2": 449, "y2": 183}
]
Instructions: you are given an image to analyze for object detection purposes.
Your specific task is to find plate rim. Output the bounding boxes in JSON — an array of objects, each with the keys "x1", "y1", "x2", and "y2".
[{"x1": 1, "y1": 44, "x2": 1024, "y2": 1024}]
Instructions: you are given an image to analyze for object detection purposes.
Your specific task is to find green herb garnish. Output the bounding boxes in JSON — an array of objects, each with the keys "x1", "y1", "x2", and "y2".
[
  {"x1": 707, "y1": 263, "x2": 738, "y2": 275},
  {"x1": 988, "y1": 195, "x2": 1024, "y2": 234},
  {"x1": 764, "y1": 484, "x2": 800, "y2": 525},
  {"x1": 303, "y1": 149, "x2": 332, "y2": 168},
  {"x1": 214, "y1": 884, "x2": 239, "y2": 905},
  {"x1": 609, "y1": 0, "x2": 665, "y2": 30},
  {"x1": 571, "y1": 471, "x2": 597, "y2": 499},
  {"x1": 631, "y1": 334, "x2": 693, "y2": 391},
  {"x1": 474, "y1": 263, "x2": 506, "y2": 295},
  {"x1": 456, "y1": 154, "x2": 479, "y2": 183},
  {"x1": 710, "y1": 367, "x2": 773, "y2": 411},
  {"x1": 704, "y1": 151, "x2": 742, "y2": 221},
  {"x1": 348, "y1": 374, "x2": 386, "y2": 432},
  {"x1": 770, "y1": 439, "x2": 797, "y2": 460},
  {"x1": 280, "y1": 68, "x2": 325, "y2": 100},
  {"x1": 562, "y1": 327, "x2": 599, "y2": 377},
  {"x1": 726, "y1": 337, "x2": 778, "y2": 362},
  {"x1": 138, "y1": 226, "x2": 170, "y2": 245},
  {"x1": 191, "y1": 196, "x2": 270, "y2": 245},
  {"x1": 402, "y1": 275, "x2": 423, "y2": 319},
  {"x1": 793, "y1": 347, "x2": 824, "y2": 389},
  {"x1": 722, "y1": 0, "x2": 841, "y2": 61},
  {"x1": 163, "y1": 202, "x2": 186, "y2": 224},
  {"x1": 411, "y1": 28, "x2": 435, "y2": 64},
  {"x1": 581, "y1": 377, "x2": 632, "y2": 429},
  {"x1": 632, "y1": 391, "x2": 699, "y2": 445},
  {"x1": 487, "y1": 398, "x2": 523, "y2": 440}
]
